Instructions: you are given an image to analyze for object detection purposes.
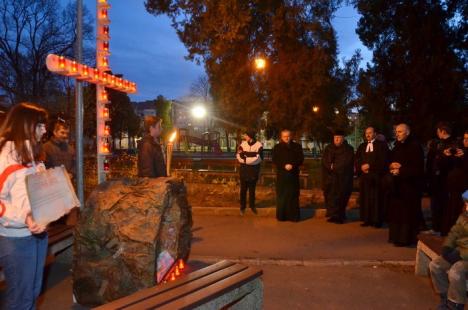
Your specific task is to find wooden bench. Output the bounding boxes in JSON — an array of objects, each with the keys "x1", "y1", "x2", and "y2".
[
  {"x1": 415, "y1": 233, "x2": 444, "y2": 276},
  {"x1": 0, "y1": 224, "x2": 74, "y2": 282},
  {"x1": 94, "y1": 260, "x2": 263, "y2": 310}
]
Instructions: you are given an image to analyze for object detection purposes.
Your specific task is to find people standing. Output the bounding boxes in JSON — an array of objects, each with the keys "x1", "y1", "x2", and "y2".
[
  {"x1": 355, "y1": 127, "x2": 389, "y2": 228},
  {"x1": 43, "y1": 117, "x2": 76, "y2": 177},
  {"x1": 137, "y1": 116, "x2": 167, "y2": 178},
  {"x1": 236, "y1": 130, "x2": 263, "y2": 216},
  {"x1": 272, "y1": 129, "x2": 304, "y2": 222},
  {"x1": 426, "y1": 122, "x2": 458, "y2": 235},
  {"x1": 387, "y1": 123, "x2": 424, "y2": 246},
  {"x1": 322, "y1": 130, "x2": 354, "y2": 224},
  {"x1": 0, "y1": 103, "x2": 48, "y2": 310}
]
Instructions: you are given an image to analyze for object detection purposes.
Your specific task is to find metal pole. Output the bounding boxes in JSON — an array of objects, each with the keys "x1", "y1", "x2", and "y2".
[{"x1": 75, "y1": 0, "x2": 84, "y2": 206}]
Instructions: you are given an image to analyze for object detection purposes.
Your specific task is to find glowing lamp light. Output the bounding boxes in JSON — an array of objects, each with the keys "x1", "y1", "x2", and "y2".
[
  {"x1": 103, "y1": 41, "x2": 109, "y2": 51},
  {"x1": 101, "y1": 9, "x2": 108, "y2": 18},
  {"x1": 178, "y1": 260, "x2": 185, "y2": 270},
  {"x1": 168, "y1": 131, "x2": 177, "y2": 143},
  {"x1": 81, "y1": 65, "x2": 88, "y2": 77},
  {"x1": 104, "y1": 124, "x2": 111, "y2": 136},
  {"x1": 103, "y1": 107, "x2": 110, "y2": 118},
  {"x1": 101, "y1": 91, "x2": 108, "y2": 101},
  {"x1": 58, "y1": 56, "x2": 66, "y2": 69},
  {"x1": 312, "y1": 106, "x2": 319, "y2": 113},
  {"x1": 103, "y1": 26, "x2": 109, "y2": 36},
  {"x1": 254, "y1": 57, "x2": 266, "y2": 70},
  {"x1": 71, "y1": 61, "x2": 78, "y2": 73},
  {"x1": 103, "y1": 158, "x2": 110, "y2": 172},
  {"x1": 170, "y1": 273, "x2": 176, "y2": 281},
  {"x1": 101, "y1": 141, "x2": 110, "y2": 153},
  {"x1": 175, "y1": 266, "x2": 180, "y2": 276},
  {"x1": 191, "y1": 105, "x2": 207, "y2": 119},
  {"x1": 93, "y1": 68, "x2": 99, "y2": 79}
]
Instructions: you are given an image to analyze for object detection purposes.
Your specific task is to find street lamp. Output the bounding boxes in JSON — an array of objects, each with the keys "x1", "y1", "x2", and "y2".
[
  {"x1": 191, "y1": 105, "x2": 207, "y2": 119},
  {"x1": 312, "y1": 106, "x2": 319, "y2": 113},
  {"x1": 254, "y1": 57, "x2": 266, "y2": 70}
]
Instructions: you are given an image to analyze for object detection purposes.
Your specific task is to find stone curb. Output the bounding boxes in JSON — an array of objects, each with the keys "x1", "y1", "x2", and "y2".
[
  {"x1": 191, "y1": 207, "x2": 361, "y2": 219},
  {"x1": 189, "y1": 255, "x2": 415, "y2": 267}
]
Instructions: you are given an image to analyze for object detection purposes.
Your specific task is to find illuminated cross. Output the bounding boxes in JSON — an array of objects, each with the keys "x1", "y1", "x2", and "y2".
[{"x1": 46, "y1": 0, "x2": 137, "y2": 184}]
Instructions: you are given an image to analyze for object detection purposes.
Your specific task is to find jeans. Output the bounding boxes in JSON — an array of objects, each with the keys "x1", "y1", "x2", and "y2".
[
  {"x1": 0, "y1": 233, "x2": 48, "y2": 310},
  {"x1": 429, "y1": 256, "x2": 468, "y2": 304}
]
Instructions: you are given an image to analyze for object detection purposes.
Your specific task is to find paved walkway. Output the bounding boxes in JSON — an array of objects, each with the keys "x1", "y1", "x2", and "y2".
[{"x1": 1, "y1": 211, "x2": 439, "y2": 309}]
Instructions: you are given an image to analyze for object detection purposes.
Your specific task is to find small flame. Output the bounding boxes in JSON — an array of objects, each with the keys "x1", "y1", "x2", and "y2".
[{"x1": 169, "y1": 131, "x2": 177, "y2": 143}]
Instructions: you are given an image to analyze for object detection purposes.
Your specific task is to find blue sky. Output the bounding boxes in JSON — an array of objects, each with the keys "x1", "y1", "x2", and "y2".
[{"x1": 75, "y1": 1, "x2": 371, "y2": 102}]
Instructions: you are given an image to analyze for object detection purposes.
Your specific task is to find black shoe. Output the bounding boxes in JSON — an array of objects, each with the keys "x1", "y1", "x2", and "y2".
[
  {"x1": 240, "y1": 209, "x2": 245, "y2": 216},
  {"x1": 251, "y1": 208, "x2": 258, "y2": 215},
  {"x1": 327, "y1": 217, "x2": 344, "y2": 224},
  {"x1": 373, "y1": 223, "x2": 383, "y2": 228},
  {"x1": 360, "y1": 222, "x2": 370, "y2": 227}
]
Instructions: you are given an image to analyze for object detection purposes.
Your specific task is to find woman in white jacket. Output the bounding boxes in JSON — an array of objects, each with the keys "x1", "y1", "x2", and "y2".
[{"x1": 0, "y1": 102, "x2": 48, "y2": 310}]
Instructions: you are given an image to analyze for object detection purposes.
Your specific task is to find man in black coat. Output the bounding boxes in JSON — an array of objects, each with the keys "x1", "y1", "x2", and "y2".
[
  {"x1": 272, "y1": 129, "x2": 304, "y2": 222},
  {"x1": 426, "y1": 122, "x2": 459, "y2": 235},
  {"x1": 356, "y1": 126, "x2": 389, "y2": 228},
  {"x1": 322, "y1": 130, "x2": 354, "y2": 224},
  {"x1": 387, "y1": 123, "x2": 424, "y2": 246},
  {"x1": 137, "y1": 116, "x2": 167, "y2": 178}
]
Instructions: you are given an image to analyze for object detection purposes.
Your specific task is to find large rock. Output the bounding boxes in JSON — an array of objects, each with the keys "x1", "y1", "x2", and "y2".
[{"x1": 72, "y1": 177, "x2": 192, "y2": 307}]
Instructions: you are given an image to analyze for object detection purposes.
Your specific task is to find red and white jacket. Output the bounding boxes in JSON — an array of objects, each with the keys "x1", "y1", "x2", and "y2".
[{"x1": 0, "y1": 141, "x2": 43, "y2": 237}]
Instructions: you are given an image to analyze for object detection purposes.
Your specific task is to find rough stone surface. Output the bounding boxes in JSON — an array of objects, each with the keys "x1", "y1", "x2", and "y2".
[{"x1": 72, "y1": 177, "x2": 192, "y2": 307}]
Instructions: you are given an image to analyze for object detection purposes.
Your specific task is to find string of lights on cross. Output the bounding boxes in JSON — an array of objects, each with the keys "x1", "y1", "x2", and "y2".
[{"x1": 46, "y1": 0, "x2": 137, "y2": 183}]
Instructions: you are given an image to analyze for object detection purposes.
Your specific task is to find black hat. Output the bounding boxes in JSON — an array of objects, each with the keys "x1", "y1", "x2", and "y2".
[
  {"x1": 244, "y1": 129, "x2": 257, "y2": 139},
  {"x1": 333, "y1": 129, "x2": 346, "y2": 136}
]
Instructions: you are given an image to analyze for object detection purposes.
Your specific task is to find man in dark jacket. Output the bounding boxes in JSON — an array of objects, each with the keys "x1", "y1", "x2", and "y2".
[
  {"x1": 356, "y1": 126, "x2": 389, "y2": 228},
  {"x1": 322, "y1": 130, "x2": 354, "y2": 224},
  {"x1": 137, "y1": 116, "x2": 167, "y2": 178},
  {"x1": 43, "y1": 118, "x2": 75, "y2": 177},
  {"x1": 272, "y1": 129, "x2": 304, "y2": 222},
  {"x1": 387, "y1": 123, "x2": 424, "y2": 246}
]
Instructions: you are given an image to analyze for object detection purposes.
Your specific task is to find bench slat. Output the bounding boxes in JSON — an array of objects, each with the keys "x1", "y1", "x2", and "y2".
[
  {"x1": 159, "y1": 267, "x2": 263, "y2": 310},
  {"x1": 94, "y1": 260, "x2": 236, "y2": 310},
  {"x1": 122, "y1": 264, "x2": 248, "y2": 310}
]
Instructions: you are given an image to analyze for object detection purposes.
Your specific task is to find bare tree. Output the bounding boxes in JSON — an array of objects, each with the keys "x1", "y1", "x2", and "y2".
[
  {"x1": 189, "y1": 75, "x2": 212, "y2": 104},
  {"x1": 0, "y1": 0, "x2": 93, "y2": 105}
]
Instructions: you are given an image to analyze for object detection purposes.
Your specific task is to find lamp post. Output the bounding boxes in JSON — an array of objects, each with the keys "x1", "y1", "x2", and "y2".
[
  {"x1": 166, "y1": 131, "x2": 177, "y2": 176},
  {"x1": 191, "y1": 105, "x2": 207, "y2": 152}
]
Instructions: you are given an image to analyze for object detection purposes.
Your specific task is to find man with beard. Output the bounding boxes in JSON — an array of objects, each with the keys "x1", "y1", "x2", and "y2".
[
  {"x1": 272, "y1": 129, "x2": 304, "y2": 222},
  {"x1": 426, "y1": 122, "x2": 459, "y2": 235},
  {"x1": 322, "y1": 130, "x2": 354, "y2": 224},
  {"x1": 387, "y1": 123, "x2": 424, "y2": 246},
  {"x1": 356, "y1": 126, "x2": 389, "y2": 228}
]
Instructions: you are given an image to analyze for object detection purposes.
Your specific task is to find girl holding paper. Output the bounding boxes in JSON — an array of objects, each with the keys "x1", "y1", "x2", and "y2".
[{"x1": 0, "y1": 102, "x2": 48, "y2": 310}]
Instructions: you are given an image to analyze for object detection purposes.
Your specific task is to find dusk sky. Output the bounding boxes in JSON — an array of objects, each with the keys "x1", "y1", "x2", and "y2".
[{"x1": 76, "y1": 1, "x2": 372, "y2": 102}]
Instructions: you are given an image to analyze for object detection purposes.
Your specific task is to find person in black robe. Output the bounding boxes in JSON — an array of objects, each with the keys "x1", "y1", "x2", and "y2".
[
  {"x1": 442, "y1": 130, "x2": 468, "y2": 235},
  {"x1": 322, "y1": 130, "x2": 354, "y2": 224},
  {"x1": 356, "y1": 126, "x2": 389, "y2": 228},
  {"x1": 387, "y1": 123, "x2": 424, "y2": 246},
  {"x1": 426, "y1": 122, "x2": 459, "y2": 234},
  {"x1": 272, "y1": 129, "x2": 304, "y2": 222}
]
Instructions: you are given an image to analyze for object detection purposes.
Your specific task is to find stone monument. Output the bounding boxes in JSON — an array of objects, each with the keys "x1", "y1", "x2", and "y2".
[{"x1": 72, "y1": 177, "x2": 192, "y2": 307}]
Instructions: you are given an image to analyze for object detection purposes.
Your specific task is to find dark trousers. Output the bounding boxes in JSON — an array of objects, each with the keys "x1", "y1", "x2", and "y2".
[{"x1": 240, "y1": 179, "x2": 257, "y2": 210}]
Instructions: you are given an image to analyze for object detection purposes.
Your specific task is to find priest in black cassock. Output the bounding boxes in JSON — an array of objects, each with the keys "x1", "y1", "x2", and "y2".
[
  {"x1": 322, "y1": 130, "x2": 355, "y2": 224},
  {"x1": 356, "y1": 127, "x2": 389, "y2": 228},
  {"x1": 272, "y1": 129, "x2": 304, "y2": 222},
  {"x1": 387, "y1": 123, "x2": 424, "y2": 246}
]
